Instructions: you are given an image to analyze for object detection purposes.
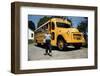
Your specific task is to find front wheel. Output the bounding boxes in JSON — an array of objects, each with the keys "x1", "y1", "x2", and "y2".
[
  {"x1": 57, "y1": 39, "x2": 65, "y2": 51},
  {"x1": 74, "y1": 46, "x2": 81, "y2": 49},
  {"x1": 74, "y1": 44, "x2": 82, "y2": 49}
]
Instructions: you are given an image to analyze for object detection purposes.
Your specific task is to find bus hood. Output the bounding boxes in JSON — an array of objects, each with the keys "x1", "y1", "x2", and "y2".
[
  {"x1": 58, "y1": 28, "x2": 79, "y2": 33},
  {"x1": 66, "y1": 28, "x2": 79, "y2": 33},
  {"x1": 57, "y1": 28, "x2": 80, "y2": 34}
]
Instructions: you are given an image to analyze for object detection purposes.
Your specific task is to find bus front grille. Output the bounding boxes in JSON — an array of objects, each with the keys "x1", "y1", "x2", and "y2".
[{"x1": 73, "y1": 34, "x2": 82, "y2": 40}]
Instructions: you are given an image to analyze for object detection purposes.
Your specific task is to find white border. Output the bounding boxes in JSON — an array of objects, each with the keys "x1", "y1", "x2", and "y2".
[{"x1": 20, "y1": 6, "x2": 95, "y2": 70}]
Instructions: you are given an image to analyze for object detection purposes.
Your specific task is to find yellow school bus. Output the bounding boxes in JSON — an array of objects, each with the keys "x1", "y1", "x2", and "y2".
[{"x1": 34, "y1": 18, "x2": 85, "y2": 50}]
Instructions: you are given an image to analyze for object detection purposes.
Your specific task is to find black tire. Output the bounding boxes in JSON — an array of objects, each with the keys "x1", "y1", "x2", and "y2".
[
  {"x1": 57, "y1": 39, "x2": 65, "y2": 51},
  {"x1": 74, "y1": 45, "x2": 81, "y2": 49},
  {"x1": 37, "y1": 43, "x2": 41, "y2": 46}
]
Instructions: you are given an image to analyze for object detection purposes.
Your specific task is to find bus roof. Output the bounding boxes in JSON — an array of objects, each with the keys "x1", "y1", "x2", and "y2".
[
  {"x1": 34, "y1": 20, "x2": 50, "y2": 32},
  {"x1": 34, "y1": 18, "x2": 71, "y2": 32}
]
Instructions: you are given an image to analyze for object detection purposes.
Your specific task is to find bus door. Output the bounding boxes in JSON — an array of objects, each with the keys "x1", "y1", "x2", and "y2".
[{"x1": 50, "y1": 22, "x2": 56, "y2": 46}]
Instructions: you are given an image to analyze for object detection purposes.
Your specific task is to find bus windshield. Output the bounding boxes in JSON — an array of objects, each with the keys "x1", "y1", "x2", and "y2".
[{"x1": 56, "y1": 22, "x2": 71, "y2": 28}]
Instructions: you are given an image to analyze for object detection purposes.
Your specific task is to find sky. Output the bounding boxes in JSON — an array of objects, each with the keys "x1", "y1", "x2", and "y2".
[{"x1": 28, "y1": 15, "x2": 88, "y2": 28}]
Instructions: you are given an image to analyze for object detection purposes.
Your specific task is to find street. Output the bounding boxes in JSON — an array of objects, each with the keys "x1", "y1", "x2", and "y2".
[{"x1": 28, "y1": 43, "x2": 88, "y2": 61}]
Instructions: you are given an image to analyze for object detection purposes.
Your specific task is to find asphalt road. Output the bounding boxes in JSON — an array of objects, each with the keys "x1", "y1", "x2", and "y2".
[{"x1": 28, "y1": 43, "x2": 88, "y2": 61}]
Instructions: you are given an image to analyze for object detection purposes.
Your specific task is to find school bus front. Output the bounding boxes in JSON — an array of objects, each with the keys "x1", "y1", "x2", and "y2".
[{"x1": 50, "y1": 18, "x2": 85, "y2": 50}]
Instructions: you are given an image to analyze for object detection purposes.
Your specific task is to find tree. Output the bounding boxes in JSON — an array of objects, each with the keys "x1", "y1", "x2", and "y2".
[
  {"x1": 67, "y1": 18, "x2": 72, "y2": 26},
  {"x1": 77, "y1": 17, "x2": 88, "y2": 33},
  {"x1": 28, "y1": 21, "x2": 35, "y2": 31},
  {"x1": 77, "y1": 17, "x2": 88, "y2": 47},
  {"x1": 51, "y1": 16, "x2": 66, "y2": 19},
  {"x1": 37, "y1": 16, "x2": 72, "y2": 28},
  {"x1": 37, "y1": 16, "x2": 50, "y2": 28}
]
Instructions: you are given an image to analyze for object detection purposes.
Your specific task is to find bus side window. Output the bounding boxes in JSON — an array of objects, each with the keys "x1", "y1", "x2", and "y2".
[
  {"x1": 51, "y1": 22, "x2": 55, "y2": 30},
  {"x1": 51, "y1": 32, "x2": 55, "y2": 40},
  {"x1": 48, "y1": 22, "x2": 51, "y2": 31}
]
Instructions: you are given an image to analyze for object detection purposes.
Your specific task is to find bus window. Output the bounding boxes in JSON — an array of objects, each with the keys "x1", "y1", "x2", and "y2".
[
  {"x1": 56, "y1": 22, "x2": 71, "y2": 28},
  {"x1": 51, "y1": 32, "x2": 55, "y2": 40},
  {"x1": 48, "y1": 22, "x2": 51, "y2": 31},
  {"x1": 51, "y1": 22, "x2": 55, "y2": 30}
]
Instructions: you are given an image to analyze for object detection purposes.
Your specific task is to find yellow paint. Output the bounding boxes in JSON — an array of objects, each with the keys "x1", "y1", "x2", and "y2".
[{"x1": 34, "y1": 18, "x2": 85, "y2": 46}]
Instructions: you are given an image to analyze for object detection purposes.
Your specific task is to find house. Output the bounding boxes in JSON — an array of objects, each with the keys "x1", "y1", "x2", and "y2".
[{"x1": 28, "y1": 28, "x2": 34, "y2": 40}]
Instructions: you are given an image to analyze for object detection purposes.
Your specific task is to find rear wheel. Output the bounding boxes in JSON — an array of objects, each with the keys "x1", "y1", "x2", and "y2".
[
  {"x1": 57, "y1": 39, "x2": 65, "y2": 51},
  {"x1": 37, "y1": 43, "x2": 41, "y2": 46}
]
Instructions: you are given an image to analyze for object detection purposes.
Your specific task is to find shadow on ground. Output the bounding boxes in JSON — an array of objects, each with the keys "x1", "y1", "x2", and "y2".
[{"x1": 34, "y1": 44, "x2": 82, "y2": 52}]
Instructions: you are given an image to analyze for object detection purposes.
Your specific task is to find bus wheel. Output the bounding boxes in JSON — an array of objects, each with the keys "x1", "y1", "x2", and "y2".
[
  {"x1": 74, "y1": 44, "x2": 81, "y2": 49},
  {"x1": 37, "y1": 43, "x2": 41, "y2": 46},
  {"x1": 57, "y1": 39, "x2": 65, "y2": 51}
]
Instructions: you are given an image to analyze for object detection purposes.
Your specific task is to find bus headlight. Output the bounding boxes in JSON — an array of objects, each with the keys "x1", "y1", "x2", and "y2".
[{"x1": 66, "y1": 31, "x2": 70, "y2": 35}]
